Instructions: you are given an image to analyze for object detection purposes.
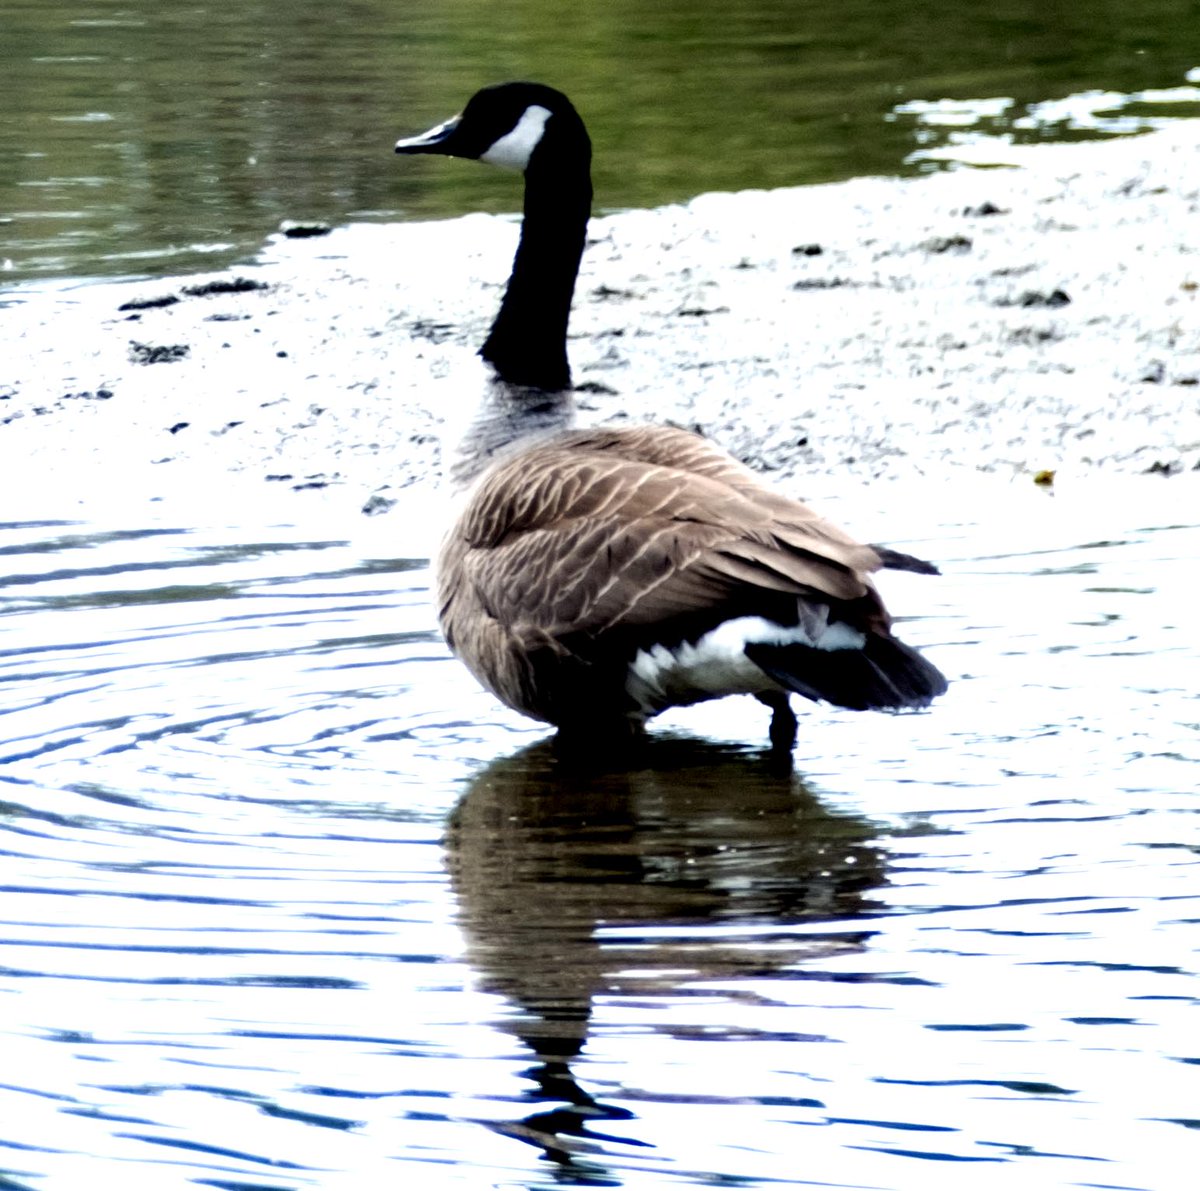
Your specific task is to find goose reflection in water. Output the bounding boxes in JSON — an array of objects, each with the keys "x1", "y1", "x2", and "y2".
[{"x1": 445, "y1": 736, "x2": 889, "y2": 1167}]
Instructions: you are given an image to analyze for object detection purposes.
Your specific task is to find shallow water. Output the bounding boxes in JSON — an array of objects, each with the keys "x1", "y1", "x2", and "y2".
[
  {"x1": 1, "y1": 493, "x2": 1198, "y2": 1189},
  {"x1": 3, "y1": 0, "x2": 1199, "y2": 284}
]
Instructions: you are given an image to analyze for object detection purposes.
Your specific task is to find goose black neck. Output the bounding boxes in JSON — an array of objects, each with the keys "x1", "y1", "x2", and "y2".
[{"x1": 481, "y1": 131, "x2": 592, "y2": 393}]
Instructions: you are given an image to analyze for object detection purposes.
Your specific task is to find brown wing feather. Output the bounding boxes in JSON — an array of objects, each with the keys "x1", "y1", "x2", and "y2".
[{"x1": 437, "y1": 427, "x2": 891, "y2": 720}]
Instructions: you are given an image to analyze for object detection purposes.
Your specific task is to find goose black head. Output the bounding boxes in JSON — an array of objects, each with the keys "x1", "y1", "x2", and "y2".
[{"x1": 394, "y1": 82, "x2": 588, "y2": 174}]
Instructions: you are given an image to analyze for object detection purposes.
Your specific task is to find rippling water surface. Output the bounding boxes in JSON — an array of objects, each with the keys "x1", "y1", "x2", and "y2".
[{"x1": 1, "y1": 495, "x2": 1198, "y2": 1189}]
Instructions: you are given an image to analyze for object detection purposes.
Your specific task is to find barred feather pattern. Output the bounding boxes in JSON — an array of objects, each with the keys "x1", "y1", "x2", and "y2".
[{"x1": 436, "y1": 424, "x2": 945, "y2": 730}]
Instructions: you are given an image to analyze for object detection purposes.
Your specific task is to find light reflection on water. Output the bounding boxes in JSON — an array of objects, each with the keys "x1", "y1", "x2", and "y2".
[{"x1": 0, "y1": 497, "x2": 1197, "y2": 1189}]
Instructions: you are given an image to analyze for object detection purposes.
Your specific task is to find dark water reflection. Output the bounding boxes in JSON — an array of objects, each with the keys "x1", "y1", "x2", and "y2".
[
  {"x1": 448, "y1": 739, "x2": 887, "y2": 1166},
  {"x1": 1, "y1": 497, "x2": 1199, "y2": 1188}
]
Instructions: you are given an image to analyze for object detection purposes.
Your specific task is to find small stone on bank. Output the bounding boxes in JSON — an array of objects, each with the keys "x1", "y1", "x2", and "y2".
[
  {"x1": 118, "y1": 294, "x2": 180, "y2": 312},
  {"x1": 130, "y1": 341, "x2": 190, "y2": 365},
  {"x1": 280, "y1": 221, "x2": 333, "y2": 239},
  {"x1": 181, "y1": 277, "x2": 269, "y2": 298}
]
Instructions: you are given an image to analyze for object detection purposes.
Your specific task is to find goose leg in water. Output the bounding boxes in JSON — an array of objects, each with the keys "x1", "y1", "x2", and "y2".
[{"x1": 757, "y1": 692, "x2": 798, "y2": 754}]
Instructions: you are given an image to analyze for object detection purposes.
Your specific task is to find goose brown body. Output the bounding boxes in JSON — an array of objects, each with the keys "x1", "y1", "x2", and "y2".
[
  {"x1": 437, "y1": 423, "x2": 940, "y2": 737},
  {"x1": 396, "y1": 82, "x2": 946, "y2": 748}
]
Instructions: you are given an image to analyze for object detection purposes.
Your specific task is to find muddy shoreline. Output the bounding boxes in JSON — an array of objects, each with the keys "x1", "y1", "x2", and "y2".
[{"x1": 4, "y1": 121, "x2": 1199, "y2": 533}]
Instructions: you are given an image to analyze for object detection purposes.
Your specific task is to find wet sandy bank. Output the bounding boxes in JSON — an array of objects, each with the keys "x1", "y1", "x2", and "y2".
[{"x1": 3, "y1": 120, "x2": 1199, "y2": 534}]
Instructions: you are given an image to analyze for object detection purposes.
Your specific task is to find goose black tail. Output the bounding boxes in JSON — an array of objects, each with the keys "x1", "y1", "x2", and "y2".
[
  {"x1": 869, "y1": 545, "x2": 941, "y2": 576},
  {"x1": 745, "y1": 634, "x2": 947, "y2": 712}
]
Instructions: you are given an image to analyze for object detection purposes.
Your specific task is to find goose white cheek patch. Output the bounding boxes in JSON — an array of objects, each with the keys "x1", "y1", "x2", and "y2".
[{"x1": 480, "y1": 105, "x2": 552, "y2": 170}]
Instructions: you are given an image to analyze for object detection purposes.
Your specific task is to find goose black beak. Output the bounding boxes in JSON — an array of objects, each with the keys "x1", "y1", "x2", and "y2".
[{"x1": 394, "y1": 115, "x2": 462, "y2": 155}]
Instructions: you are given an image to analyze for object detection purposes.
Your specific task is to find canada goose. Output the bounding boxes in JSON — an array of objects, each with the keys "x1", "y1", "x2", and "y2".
[{"x1": 395, "y1": 82, "x2": 946, "y2": 753}]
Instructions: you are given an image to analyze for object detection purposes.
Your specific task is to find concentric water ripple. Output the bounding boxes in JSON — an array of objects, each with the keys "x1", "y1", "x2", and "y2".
[{"x1": 0, "y1": 495, "x2": 1198, "y2": 1190}]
